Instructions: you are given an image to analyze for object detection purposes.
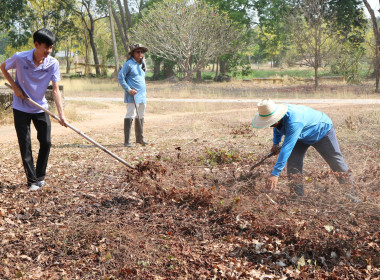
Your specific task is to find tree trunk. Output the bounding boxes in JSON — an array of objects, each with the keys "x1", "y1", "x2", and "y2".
[
  {"x1": 153, "y1": 59, "x2": 161, "y2": 80},
  {"x1": 183, "y1": 55, "x2": 193, "y2": 81},
  {"x1": 164, "y1": 61, "x2": 175, "y2": 78},
  {"x1": 215, "y1": 59, "x2": 219, "y2": 78},
  {"x1": 138, "y1": 0, "x2": 143, "y2": 15},
  {"x1": 108, "y1": 0, "x2": 119, "y2": 78},
  {"x1": 88, "y1": 26, "x2": 101, "y2": 76},
  {"x1": 116, "y1": 0, "x2": 129, "y2": 36},
  {"x1": 219, "y1": 60, "x2": 227, "y2": 74},
  {"x1": 65, "y1": 54, "x2": 71, "y2": 74},
  {"x1": 112, "y1": 7, "x2": 129, "y2": 53},
  {"x1": 123, "y1": 0, "x2": 132, "y2": 29},
  {"x1": 363, "y1": 0, "x2": 380, "y2": 92},
  {"x1": 85, "y1": 45, "x2": 89, "y2": 76},
  {"x1": 65, "y1": 39, "x2": 71, "y2": 74},
  {"x1": 314, "y1": 66, "x2": 318, "y2": 88},
  {"x1": 80, "y1": 2, "x2": 100, "y2": 76},
  {"x1": 83, "y1": 25, "x2": 90, "y2": 76},
  {"x1": 196, "y1": 70, "x2": 202, "y2": 81}
]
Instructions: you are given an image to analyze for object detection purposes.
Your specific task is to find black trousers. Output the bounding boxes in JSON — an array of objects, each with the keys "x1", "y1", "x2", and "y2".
[{"x1": 13, "y1": 109, "x2": 51, "y2": 186}]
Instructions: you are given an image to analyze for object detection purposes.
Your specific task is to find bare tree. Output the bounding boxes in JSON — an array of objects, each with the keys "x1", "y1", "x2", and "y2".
[
  {"x1": 133, "y1": 0, "x2": 243, "y2": 81},
  {"x1": 363, "y1": 0, "x2": 380, "y2": 92},
  {"x1": 289, "y1": 0, "x2": 334, "y2": 88},
  {"x1": 108, "y1": 0, "x2": 119, "y2": 76},
  {"x1": 110, "y1": 0, "x2": 143, "y2": 54},
  {"x1": 66, "y1": 0, "x2": 108, "y2": 76}
]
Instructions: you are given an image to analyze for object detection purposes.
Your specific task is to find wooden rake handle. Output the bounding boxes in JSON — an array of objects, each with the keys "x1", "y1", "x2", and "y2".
[
  {"x1": 5, "y1": 83, "x2": 135, "y2": 170},
  {"x1": 250, "y1": 151, "x2": 275, "y2": 171},
  {"x1": 250, "y1": 146, "x2": 281, "y2": 171}
]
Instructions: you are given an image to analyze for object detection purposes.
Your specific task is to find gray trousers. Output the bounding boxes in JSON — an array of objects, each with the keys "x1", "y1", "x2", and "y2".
[{"x1": 287, "y1": 127, "x2": 352, "y2": 192}]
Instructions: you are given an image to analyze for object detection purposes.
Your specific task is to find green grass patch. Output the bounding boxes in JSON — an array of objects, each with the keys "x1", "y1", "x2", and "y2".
[
  {"x1": 231, "y1": 68, "x2": 335, "y2": 79},
  {"x1": 200, "y1": 148, "x2": 241, "y2": 165}
]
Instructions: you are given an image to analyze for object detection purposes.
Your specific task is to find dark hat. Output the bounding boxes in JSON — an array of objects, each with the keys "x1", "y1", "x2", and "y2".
[{"x1": 128, "y1": 43, "x2": 148, "y2": 55}]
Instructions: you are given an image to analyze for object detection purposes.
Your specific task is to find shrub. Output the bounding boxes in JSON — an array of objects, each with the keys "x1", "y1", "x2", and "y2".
[{"x1": 200, "y1": 148, "x2": 241, "y2": 165}]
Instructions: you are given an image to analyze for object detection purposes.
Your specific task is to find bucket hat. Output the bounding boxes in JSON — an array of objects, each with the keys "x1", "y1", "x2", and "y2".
[
  {"x1": 128, "y1": 43, "x2": 148, "y2": 55},
  {"x1": 252, "y1": 99, "x2": 288, "y2": 129}
]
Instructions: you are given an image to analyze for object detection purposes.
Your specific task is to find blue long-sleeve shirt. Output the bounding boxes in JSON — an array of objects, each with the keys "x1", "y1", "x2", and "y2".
[
  {"x1": 118, "y1": 58, "x2": 147, "y2": 104},
  {"x1": 272, "y1": 104, "x2": 333, "y2": 177}
]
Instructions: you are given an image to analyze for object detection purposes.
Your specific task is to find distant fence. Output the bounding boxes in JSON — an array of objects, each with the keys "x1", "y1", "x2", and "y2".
[
  {"x1": 251, "y1": 78, "x2": 284, "y2": 84},
  {"x1": 74, "y1": 63, "x2": 116, "y2": 76}
]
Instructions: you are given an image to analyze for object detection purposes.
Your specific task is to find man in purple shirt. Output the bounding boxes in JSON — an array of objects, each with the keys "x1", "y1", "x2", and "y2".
[
  {"x1": 252, "y1": 99, "x2": 357, "y2": 200},
  {"x1": 1, "y1": 29, "x2": 67, "y2": 191}
]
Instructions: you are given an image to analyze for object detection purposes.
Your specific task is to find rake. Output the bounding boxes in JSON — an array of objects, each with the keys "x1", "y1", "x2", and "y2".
[{"x1": 5, "y1": 83, "x2": 135, "y2": 169}]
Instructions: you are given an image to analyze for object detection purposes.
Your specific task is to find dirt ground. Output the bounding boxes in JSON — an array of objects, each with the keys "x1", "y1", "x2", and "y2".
[{"x1": 0, "y1": 82, "x2": 379, "y2": 279}]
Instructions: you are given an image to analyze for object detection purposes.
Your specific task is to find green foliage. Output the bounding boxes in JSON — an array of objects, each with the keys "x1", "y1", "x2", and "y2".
[
  {"x1": 202, "y1": 72, "x2": 215, "y2": 80},
  {"x1": 231, "y1": 64, "x2": 254, "y2": 78},
  {"x1": 0, "y1": 34, "x2": 8, "y2": 55},
  {"x1": 201, "y1": 148, "x2": 241, "y2": 165},
  {"x1": 229, "y1": 67, "x2": 340, "y2": 80},
  {"x1": 201, "y1": 1, "x2": 254, "y2": 75},
  {"x1": 326, "y1": 0, "x2": 366, "y2": 36},
  {"x1": 0, "y1": 0, "x2": 32, "y2": 47},
  {"x1": 203, "y1": 0, "x2": 253, "y2": 26},
  {"x1": 330, "y1": 43, "x2": 365, "y2": 83},
  {"x1": 252, "y1": 0, "x2": 292, "y2": 66},
  {"x1": 0, "y1": 0, "x2": 372, "y2": 83}
]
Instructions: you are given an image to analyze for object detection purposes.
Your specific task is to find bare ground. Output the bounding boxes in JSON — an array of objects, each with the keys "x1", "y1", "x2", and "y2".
[{"x1": 0, "y1": 85, "x2": 379, "y2": 279}]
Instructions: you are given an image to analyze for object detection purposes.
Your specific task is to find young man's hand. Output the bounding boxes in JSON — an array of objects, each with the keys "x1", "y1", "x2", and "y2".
[
  {"x1": 58, "y1": 114, "x2": 68, "y2": 127},
  {"x1": 13, "y1": 84, "x2": 27, "y2": 100},
  {"x1": 266, "y1": 175, "x2": 278, "y2": 191}
]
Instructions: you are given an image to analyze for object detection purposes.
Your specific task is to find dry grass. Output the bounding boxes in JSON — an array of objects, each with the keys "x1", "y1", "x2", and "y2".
[
  {"x1": 60, "y1": 78, "x2": 121, "y2": 93},
  {"x1": 0, "y1": 107, "x2": 13, "y2": 125},
  {"x1": 59, "y1": 78, "x2": 379, "y2": 99}
]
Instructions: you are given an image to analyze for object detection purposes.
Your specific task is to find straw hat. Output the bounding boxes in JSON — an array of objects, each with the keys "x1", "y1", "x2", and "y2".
[
  {"x1": 128, "y1": 43, "x2": 148, "y2": 55},
  {"x1": 252, "y1": 99, "x2": 288, "y2": 129}
]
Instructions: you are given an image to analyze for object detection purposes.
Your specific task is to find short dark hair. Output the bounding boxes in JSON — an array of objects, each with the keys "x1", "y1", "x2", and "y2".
[{"x1": 33, "y1": 29, "x2": 55, "y2": 46}]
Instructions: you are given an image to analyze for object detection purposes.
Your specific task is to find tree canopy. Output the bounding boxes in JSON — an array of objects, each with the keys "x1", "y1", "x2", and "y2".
[
  {"x1": 0, "y1": 0, "x2": 377, "y2": 87},
  {"x1": 133, "y1": 0, "x2": 244, "y2": 80}
]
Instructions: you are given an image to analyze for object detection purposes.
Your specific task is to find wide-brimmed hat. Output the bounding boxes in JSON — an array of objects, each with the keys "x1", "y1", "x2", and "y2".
[
  {"x1": 128, "y1": 43, "x2": 148, "y2": 55},
  {"x1": 252, "y1": 99, "x2": 288, "y2": 129}
]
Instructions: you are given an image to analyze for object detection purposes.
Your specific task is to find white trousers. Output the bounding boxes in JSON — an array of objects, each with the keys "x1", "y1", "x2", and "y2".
[{"x1": 125, "y1": 103, "x2": 146, "y2": 119}]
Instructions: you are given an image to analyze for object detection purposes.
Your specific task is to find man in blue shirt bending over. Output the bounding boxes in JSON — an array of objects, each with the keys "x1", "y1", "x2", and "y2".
[
  {"x1": 1, "y1": 29, "x2": 67, "y2": 191},
  {"x1": 252, "y1": 99, "x2": 357, "y2": 200},
  {"x1": 118, "y1": 44, "x2": 149, "y2": 147}
]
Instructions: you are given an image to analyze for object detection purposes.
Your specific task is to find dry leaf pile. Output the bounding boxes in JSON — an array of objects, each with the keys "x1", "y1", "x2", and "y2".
[{"x1": 0, "y1": 122, "x2": 379, "y2": 280}]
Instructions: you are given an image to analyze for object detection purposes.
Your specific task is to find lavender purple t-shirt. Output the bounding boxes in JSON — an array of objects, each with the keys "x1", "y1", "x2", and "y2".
[{"x1": 5, "y1": 49, "x2": 60, "y2": 113}]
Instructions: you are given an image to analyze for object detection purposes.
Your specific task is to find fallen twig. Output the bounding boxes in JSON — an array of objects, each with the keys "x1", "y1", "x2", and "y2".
[{"x1": 265, "y1": 193, "x2": 278, "y2": 205}]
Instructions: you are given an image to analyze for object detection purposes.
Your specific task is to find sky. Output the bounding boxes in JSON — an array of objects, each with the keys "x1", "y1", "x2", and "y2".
[{"x1": 364, "y1": 0, "x2": 380, "y2": 17}]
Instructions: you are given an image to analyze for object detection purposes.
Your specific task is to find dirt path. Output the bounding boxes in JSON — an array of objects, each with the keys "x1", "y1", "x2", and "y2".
[
  {"x1": 67, "y1": 96, "x2": 380, "y2": 104},
  {"x1": 0, "y1": 99, "x2": 377, "y2": 145}
]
